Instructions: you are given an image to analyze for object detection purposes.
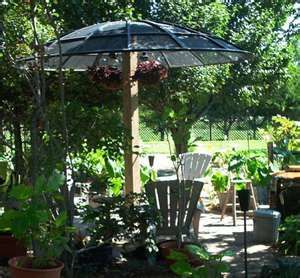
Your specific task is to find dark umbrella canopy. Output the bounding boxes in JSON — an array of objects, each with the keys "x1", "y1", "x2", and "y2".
[{"x1": 22, "y1": 20, "x2": 251, "y2": 70}]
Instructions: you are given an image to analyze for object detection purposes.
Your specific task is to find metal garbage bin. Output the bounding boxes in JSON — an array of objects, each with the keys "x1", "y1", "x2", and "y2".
[{"x1": 253, "y1": 209, "x2": 281, "y2": 244}]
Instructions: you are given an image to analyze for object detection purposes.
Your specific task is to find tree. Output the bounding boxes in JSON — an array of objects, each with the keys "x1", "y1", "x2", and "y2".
[
  {"x1": 141, "y1": 66, "x2": 227, "y2": 154},
  {"x1": 140, "y1": 0, "x2": 298, "y2": 154}
]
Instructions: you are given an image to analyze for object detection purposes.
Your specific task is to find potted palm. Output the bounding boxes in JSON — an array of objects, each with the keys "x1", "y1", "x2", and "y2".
[{"x1": 0, "y1": 171, "x2": 74, "y2": 278}]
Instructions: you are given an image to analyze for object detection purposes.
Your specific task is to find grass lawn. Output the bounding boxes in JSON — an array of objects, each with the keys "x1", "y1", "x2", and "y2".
[{"x1": 141, "y1": 139, "x2": 267, "y2": 154}]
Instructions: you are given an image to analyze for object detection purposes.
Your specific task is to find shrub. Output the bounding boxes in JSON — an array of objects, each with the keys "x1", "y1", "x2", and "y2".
[{"x1": 278, "y1": 214, "x2": 300, "y2": 256}]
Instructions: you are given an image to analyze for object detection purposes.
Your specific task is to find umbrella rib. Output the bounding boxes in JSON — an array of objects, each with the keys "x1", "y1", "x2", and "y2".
[
  {"x1": 191, "y1": 50, "x2": 205, "y2": 66},
  {"x1": 57, "y1": 28, "x2": 98, "y2": 68},
  {"x1": 51, "y1": 32, "x2": 216, "y2": 44},
  {"x1": 159, "y1": 50, "x2": 171, "y2": 68},
  {"x1": 141, "y1": 20, "x2": 187, "y2": 49},
  {"x1": 160, "y1": 20, "x2": 247, "y2": 55}
]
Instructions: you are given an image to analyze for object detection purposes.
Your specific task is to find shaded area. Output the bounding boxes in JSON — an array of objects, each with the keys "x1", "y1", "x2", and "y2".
[{"x1": 198, "y1": 212, "x2": 276, "y2": 277}]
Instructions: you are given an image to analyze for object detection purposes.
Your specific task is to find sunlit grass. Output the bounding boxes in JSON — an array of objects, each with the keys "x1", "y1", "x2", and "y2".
[{"x1": 141, "y1": 140, "x2": 267, "y2": 154}]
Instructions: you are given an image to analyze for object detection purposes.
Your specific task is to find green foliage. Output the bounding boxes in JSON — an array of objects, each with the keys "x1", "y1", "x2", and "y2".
[
  {"x1": 81, "y1": 193, "x2": 159, "y2": 254},
  {"x1": 168, "y1": 244, "x2": 232, "y2": 278},
  {"x1": 74, "y1": 148, "x2": 156, "y2": 196},
  {"x1": 211, "y1": 150, "x2": 271, "y2": 191},
  {"x1": 0, "y1": 170, "x2": 74, "y2": 268},
  {"x1": 211, "y1": 171, "x2": 229, "y2": 193},
  {"x1": 278, "y1": 214, "x2": 300, "y2": 256},
  {"x1": 265, "y1": 116, "x2": 300, "y2": 150},
  {"x1": 263, "y1": 115, "x2": 300, "y2": 168},
  {"x1": 73, "y1": 148, "x2": 124, "y2": 196},
  {"x1": 141, "y1": 1, "x2": 298, "y2": 154}
]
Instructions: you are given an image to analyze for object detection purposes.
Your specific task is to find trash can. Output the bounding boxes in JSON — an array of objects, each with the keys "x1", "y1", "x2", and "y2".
[{"x1": 253, "y1": 209, "x2": 281, "y2": 244}]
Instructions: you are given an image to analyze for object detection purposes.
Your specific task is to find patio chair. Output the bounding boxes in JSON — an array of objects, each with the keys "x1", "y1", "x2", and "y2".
[
  {"x1": 145, "y1": 179, "x2": 204, "y2": 240},
  {"x1": 180, "y1": 152, "x2": 211, "y2": 181}
]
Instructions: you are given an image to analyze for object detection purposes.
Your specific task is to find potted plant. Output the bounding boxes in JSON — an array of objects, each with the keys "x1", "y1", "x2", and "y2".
[
  {"x1": 211, "y1": 170, "x2": 230, "y2": 209},
  {"x1": 133, "y1": 60, "x2": 168, "y2": 85},
  {"x1": 74, "y1": 192, "x2": 158, "y2": 271},
  {"x1": 167, "y1": 243, "x2": 233, "y2": 277},
  {"x1": 88, "y1": 65, "x2": 122, "y2": 90},
  {"x1": 0, "y1": 170, "x2": 74, "y2": 278}
]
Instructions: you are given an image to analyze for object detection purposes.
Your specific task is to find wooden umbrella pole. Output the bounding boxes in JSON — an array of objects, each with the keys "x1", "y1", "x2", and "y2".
[{"x1": 122, "y1": 52, "x2": 141, "y2": 194}]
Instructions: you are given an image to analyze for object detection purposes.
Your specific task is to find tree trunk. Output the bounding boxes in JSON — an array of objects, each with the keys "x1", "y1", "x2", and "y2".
[
  {"x1": 170, "y1": 124, "x2": 191, "y2": 155},
  {"x1": 13, "y1": 120, "x2": 25, "y2": 180},
  {"x1": 0, "y1": 121, "x2": 4, "y2": 154},
  {"x1": 209, "y1": 120, "x2": 212, "y2": 141},
  {"x1": 30, "y1": 112, "x2": 39, "y2": 185},
  {"x1": 223, "y1": 119, "x2": 235, "y2": 141}
]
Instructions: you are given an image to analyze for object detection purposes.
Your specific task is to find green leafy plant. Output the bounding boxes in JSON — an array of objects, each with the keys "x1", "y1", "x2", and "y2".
[
  {"x1": 263, "y1": 116, "x2": 300, "y2": 168},
  {"x1": 212, "y1": 150, "x2": 271, "y2": 193},
  {"x1": 168, "y1": 244, "x2": 233, "y2": 277},
  {"x1": 81, "y1": 192, "x2": 159, "y2": 254},
  {"x1": 277, "y1": 214, "x2": 300, "y2": 256},
  {"x1": 0, "y1": 170, "x2": 74, "y2": 268},
  {"x1": 228, "y1": 150, "x2": 271, "y2": 187},
  {"x1": 211, "y1": 171, "x2": 229, "y2": 193},
  {"x1": 74, "y1": 149, "x2": 156, "y2": 196}
]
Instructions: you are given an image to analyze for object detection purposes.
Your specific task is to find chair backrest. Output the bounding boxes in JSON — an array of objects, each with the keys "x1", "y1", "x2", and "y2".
[
  {"x1": 145, "y1": 180, "x2": 204, "y2": 236},
  {"x1": 180, "y1": 152, "x2": 211, "y2": 181}
]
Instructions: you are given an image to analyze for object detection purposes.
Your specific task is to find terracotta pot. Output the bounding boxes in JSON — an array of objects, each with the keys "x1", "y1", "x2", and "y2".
[
  {"x1": 8, "y1": 256, "x2": 64, "y2": 278},
  {"x1": 0, "y1": 233, "x2": 26, "y2": 258}
]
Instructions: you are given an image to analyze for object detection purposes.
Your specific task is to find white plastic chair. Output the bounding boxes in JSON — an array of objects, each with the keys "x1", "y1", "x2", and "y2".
[
  {"x1": 180, "y1": 152, "x2": 212, "y2": 181},
  {"x1": 179, "y1": 152, "x2": 211, "y2": 238}
]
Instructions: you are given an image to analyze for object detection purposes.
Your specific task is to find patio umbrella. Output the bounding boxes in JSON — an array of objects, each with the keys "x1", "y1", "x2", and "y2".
[{"x1": 20, "y1": 20, "x2": 251, "y2": 194}]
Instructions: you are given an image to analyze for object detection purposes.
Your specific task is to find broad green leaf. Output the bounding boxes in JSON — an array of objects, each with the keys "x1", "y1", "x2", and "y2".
[
  {"x1": 170, "y1": 261, "x2": 193, "y2": 276},
  {"x1": 221, "y1": 250, "x2": 235, "y2": 257},
  {"x1": 185, "y1": 244, "x2": 210, "y2": 260},
  {"x1": 167, "y1": 250, "x2": 188, "y2": 261},
  {"x1": 105, "y1": 157, "x2": 115, "y2": 177},
  {"x1": 55, "y1": 212, "x2": 67, "y2": 227},
  {"x1": 9, "y1": 185, "x2": 33, "y2": 200},
  {"x1": 35, "y1": 175, "x2": 47, "y2": 193},
  {"x1": 47, "y1": 171, "x2": 65, "y2": 191}
]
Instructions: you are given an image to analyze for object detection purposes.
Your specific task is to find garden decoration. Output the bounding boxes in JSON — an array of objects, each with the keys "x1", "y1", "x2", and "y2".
[
  {"x1": 20, "y1": 20, "x2": 251, "y2": 194},
  {"x1": 133, "y1": 60, "x2": 168, "y2": 85},
  {"x1": 88, "y1": 65, "x2": 122, "y2": 90}
]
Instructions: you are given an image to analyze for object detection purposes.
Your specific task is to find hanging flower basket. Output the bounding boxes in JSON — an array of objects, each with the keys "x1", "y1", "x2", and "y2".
[
  {"x1": 133, "y1": 60, "x2": 168, "y2": 85},
  {"x1": 88, "y1": 66, "x2": 123, "y2": 91}
]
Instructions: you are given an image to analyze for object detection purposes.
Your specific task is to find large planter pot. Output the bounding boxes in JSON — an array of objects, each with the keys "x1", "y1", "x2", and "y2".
[
  {"x1": 0, "y1": 233, "x2": 26, "y2": 258},
  {"x1": 8, "y1": 256, "x2": 64, "y2": 278}
]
